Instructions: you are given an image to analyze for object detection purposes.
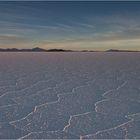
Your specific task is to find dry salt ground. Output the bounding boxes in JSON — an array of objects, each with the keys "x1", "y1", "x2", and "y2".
[{"x1": 0, "y1": 52, "x2": 140, "y2": 139}]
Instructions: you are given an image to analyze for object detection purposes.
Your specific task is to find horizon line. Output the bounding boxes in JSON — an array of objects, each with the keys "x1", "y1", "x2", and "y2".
[{"x1": 0, "y1": 47, "x2": 139, "y2": 52}]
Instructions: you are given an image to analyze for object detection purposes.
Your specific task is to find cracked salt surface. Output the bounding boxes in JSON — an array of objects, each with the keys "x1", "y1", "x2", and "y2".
[{"x1": 0, "y1": 52, "x2": 140, "y2": 139}]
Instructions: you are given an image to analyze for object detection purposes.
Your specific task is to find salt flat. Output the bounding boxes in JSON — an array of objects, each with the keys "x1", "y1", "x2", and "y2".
[{"x1": 0, "y1": 52, "x2": 140, "y2": 139}]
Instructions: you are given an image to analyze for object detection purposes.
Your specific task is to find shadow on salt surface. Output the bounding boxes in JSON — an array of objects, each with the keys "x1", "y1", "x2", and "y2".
[{"x1": 0, "y1": 122, "x2": 29, "y2": 139}]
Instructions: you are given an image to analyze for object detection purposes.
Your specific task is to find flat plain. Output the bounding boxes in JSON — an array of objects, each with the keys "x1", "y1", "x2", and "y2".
[{"x1": 0, "y1": 52, "x2": 140, "y2": 139}]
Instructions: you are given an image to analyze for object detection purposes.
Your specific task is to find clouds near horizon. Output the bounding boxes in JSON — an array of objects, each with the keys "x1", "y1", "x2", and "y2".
[{"x1": 0, "y1": 1, "x2": 140, "y2": 50}]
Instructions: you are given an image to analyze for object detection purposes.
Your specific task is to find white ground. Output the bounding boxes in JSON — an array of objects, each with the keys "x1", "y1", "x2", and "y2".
[{"x1": 0, "y1": 52, "x2": 140, "y2": 139}]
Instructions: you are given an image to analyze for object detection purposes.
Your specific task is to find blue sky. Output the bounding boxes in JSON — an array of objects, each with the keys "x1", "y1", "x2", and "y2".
[{"x1": 0, "y1": 1, "x2": 140, "y2": 50}]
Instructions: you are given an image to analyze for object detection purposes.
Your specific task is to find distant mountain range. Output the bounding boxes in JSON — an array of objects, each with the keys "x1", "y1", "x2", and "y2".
[
  {"x1": 0, "y1": 47, "x2": 73, "y2": 52},
  {"x1": 0, "y1": 47, "x2": 139, "y2": 52},
  {"x1": 106, "y1": 49, "x2": 139, "y2": 52}
]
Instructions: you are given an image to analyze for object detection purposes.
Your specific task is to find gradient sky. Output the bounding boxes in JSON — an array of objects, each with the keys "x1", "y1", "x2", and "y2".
[{"x1": 1, "y1": 1, "x2": 140, "y2": 50}]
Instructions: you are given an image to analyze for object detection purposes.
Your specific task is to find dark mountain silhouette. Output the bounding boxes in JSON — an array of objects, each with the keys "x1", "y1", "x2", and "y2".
[
  {"x1": 0, "y1": 47, "x2": 73, "y2": 52},
  {"x1": 106, "y1": 49, "x2": 139, "y2": 52},
  {"x1": 47, "y1": 49, "x2": 73, "y2": 52},
  {"x1": 0, "y1": 48, "x2": 139, "y2": 52}
]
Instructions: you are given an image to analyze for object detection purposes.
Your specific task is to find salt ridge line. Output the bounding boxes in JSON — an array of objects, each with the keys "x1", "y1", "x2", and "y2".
[
  {"x1": 18, "y1": 130, "x2": 61, "y2": 140},
  {"x1": 0, "y1": 104, "x2": 17, "y2": 108},
  {"x1": 0, "y1": 79, "x2": 58, "y2": 116},
  {"x1": 0, "y1": 86, "x2": 16, "y2": 98},
  {"x1": 80, "y1": 81, "x2": 140, "y2": 139},
  {"x1": 16, "y1": 72, "x2": 51, "y2": 86},
  {"x1": 15, "y1": 68, "x2": 53, "y2": 83},
  {"x1": 80, "y1": 112, "x2": 140, "y2": 139},
  {"x1": 1, "y1": 88, "x2": 60, "y2": 125},
  {"x1": 0, "y1": 78, "x2": 59, "y2": 106},
  {"x1": 10, "y1": 111, "x2": 34, "y2": 124},
  {"x1": 63, "y1": 112, "x2": 92, "y2": 132},
  {"x1": 12, "y1": 87, "x2": 56, "y2": 105},
  {"x1": 10, "y1": 80, "x2": 76, "y2": 127},
  {"x1": 29, "y1": 78, "x2": 122, "y2": 130},
  {"x1": 33, "y1": 74, "x2": 96, "y2": 111},
  {"x1": 54, "y1": 77, "x2": 90, "y2": 92},
  {"x1": 15, "y1": 72, "x2": 45, "y2": 82},
  {"x1": 94, "y1": 98, "x2": 109, "y2": 113},
  {"x1": 18, "y1": 131, "x2": 34, "y2": 140},
  {"x1": 102, "y1": 80, "x2": 128, "y2": 97},
  {"x1": 82, "y1": 119, "x2": 131, "y2": 139},
  {"x1": 11, "y1": 78, "x2": 127, "y2": 138},
  {"x1": 63, "y1": 80, "x2": 129, "y2": 137},
  {"x1": 80, "y1": 120, "x2": 131, "y2": 139},
  {"x1": 0, "y1": 78, "x2": 53, "y2": 100},
  {"x1": 62, "y1": 79, "x2": 125, "y2": 132},
  {"x1": 11, "y1": 79, "x2": 95, "y2": 136},
  {"x1": 18, "y1": 130, "x2": 80, "y2": 139},
  {"x1": 10, "y1": 90, "x2": 58, "y2": 126},
  {"x1": 33, "y1": 79, "x2": 91, "y2": 112},
  {"x1": 10, "y1": 79, "x2": 73, "y2": 125},
  {"x1": 126, "y1": 112, "x2": 140, "y2": 121},
  {"x1": 32, "y1": 77, "x2": 95, "y2": 113},
  {"x1": 0, "y1": 80, "x2": 17, "y2": 87},
  {"x1": 124, "y1": 119, "x2": 140, "y2": 139},
  {"x1": 94, "y1": 80, "x2": 127, "y2": 113},
  {"x1": 21, "y1": 81, "x2": 95, "y2": 131}
]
